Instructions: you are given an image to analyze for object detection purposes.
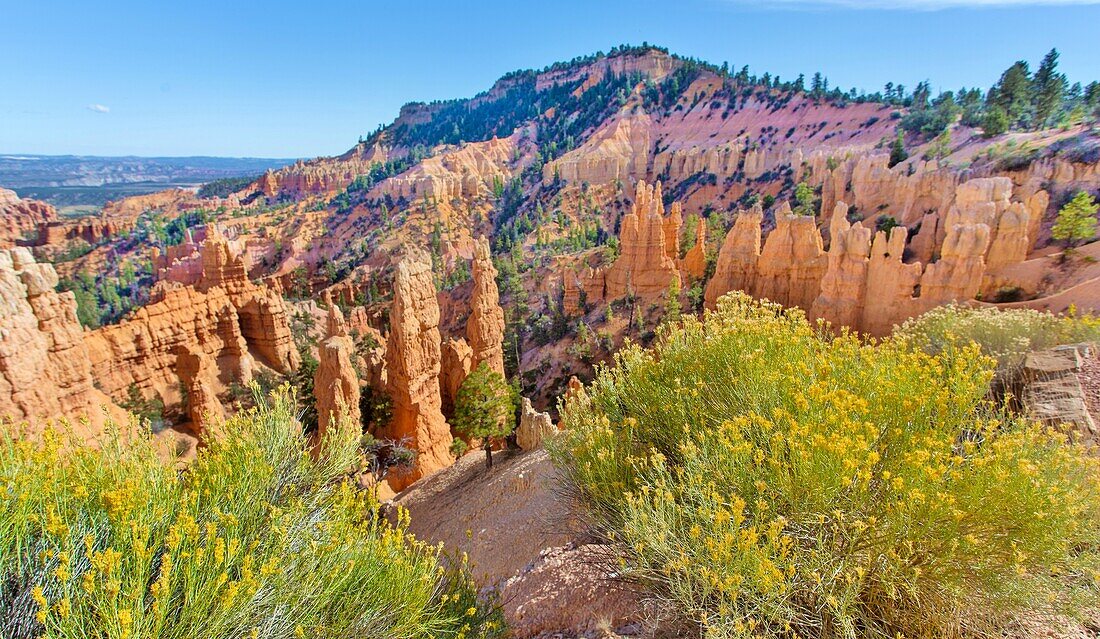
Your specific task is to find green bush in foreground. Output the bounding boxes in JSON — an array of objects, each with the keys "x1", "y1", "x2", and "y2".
[
  {"x1": 0, "y1": 388, "x2": 503, "y2": 639},
  {"x1": 550, "y1": 293, "x2": 1100, "y2": 639}
]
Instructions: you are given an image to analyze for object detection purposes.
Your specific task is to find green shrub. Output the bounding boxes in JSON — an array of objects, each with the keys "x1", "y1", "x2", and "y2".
[
  {"x1": 0, "y1": 387, "x2": 503, "y2": 639},
  {"x1": 550, "y1": 294, "x2": 1100, "y2": 639},
  {"x1": 895, "y1": 304, "x2": 1100, "y2": 380}
]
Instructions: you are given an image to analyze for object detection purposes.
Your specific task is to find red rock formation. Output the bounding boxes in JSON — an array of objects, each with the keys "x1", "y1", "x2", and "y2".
[
  {"x1": 680, "y1": 215, "x2": 707, "y2": 280},
  {"x1": 0, "y1": 248, "x2": 121, "y2": 432},
  {"x1": 314, "y1": 305, "x2": 360, "y2": 438},
  {"x1": 84, "y1": 230, "x2": 298, "y2": 414},
  {"x1": 440, "y1": 337, "x2": 472, "y2": 418},
  {"x1": 704, "y1": 204, "x2": 764, "y2": 308},
  {"x1": 467, "y1": 237, "x2": 506, "y2": 375},
  {"x1": 663, "y1": 202, "x2": 683, "y2": 261},
  {"x1": 385, "y1": 249, "x2": 453, "y2": 489},
  {"x1": 175, "y1": 345, "x2": 225, "y2": 437},
  {"x1": 0, "y1": 189, "x2": 56, "y2": 248},
  {"x1": 604, "y1": 181, "x2": 681, "y2": 299}
]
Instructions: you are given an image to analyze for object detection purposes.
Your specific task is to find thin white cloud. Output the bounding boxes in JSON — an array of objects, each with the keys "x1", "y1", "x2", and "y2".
[
  {"x1": 86, "y1": 104, "x2": 110, "y2": 113},
  {"x1": 736, "y1": 0, "x2": 1100, "y2": 8}
]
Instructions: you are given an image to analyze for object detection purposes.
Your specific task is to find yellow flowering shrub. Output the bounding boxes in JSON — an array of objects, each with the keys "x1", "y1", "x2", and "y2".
[
  {"x1": 550, "y1": 293, "x2": 1100, "y2": 639},
  {"x1": 0, "y1": 387, "x2": 503, "y2": 639},
  {"x1": 895, "y1": 304, "x2": 1100, "y2": 381}
]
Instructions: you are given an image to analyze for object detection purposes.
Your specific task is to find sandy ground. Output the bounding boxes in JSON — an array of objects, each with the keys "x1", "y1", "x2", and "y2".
[{"x1": 393, "y1": 448, "x2": 645, "y2": 638}]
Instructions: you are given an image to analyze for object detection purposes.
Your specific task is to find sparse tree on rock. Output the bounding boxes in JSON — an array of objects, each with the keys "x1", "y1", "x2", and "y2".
[
  {"x1": 1052, "y1": 191, "x2": 1099, "y2": 248},
  {"x1": 453, "y1": 362, "x2": 516, "y2": 469}
]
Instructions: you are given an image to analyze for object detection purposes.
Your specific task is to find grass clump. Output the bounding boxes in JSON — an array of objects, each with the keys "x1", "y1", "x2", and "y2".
[
  {"x1": 895, "y1": 304, "x2": 1100, "y2": 381},
  {"x1": 0, "y1": 387, "x2": 503, "y2": 639},
  {"x1": 550, "y1": 293, "x2": 1100, "y2": 639}
]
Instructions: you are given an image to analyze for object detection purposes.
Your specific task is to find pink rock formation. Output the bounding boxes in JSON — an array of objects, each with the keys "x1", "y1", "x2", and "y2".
[
  {"x1": 84, "y1": 231, "x2": 298, "y2": 415},
  {"x1": 467, "y1": 237, "x2": 506, "y2": 375},
  {"x1": 604, "y1": 181, "x2": 681, "y2": 299},
  {"x1": 385, "y1": 249, "x2": 453, "y2": 489},
  {"x1": 314, "y1": 305, "x2": 360, "y2": 438}
]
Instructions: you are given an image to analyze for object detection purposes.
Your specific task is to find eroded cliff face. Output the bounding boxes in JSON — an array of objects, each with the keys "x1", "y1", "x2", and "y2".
[
  {"x1": 385, "y1": 250, "x2": 453, "y2": 489},
  {"x1": 0, "y1": 248, "x2": 122, "y2": 432},
  {"x1": 0, "y1": 189, "x2": 56, "y2": 248},
  {"x1": 85, "y1": 230, "x2": 298, "y2": 416}
]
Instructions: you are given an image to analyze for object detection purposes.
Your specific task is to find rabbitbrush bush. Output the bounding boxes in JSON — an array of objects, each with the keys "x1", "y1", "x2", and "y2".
[
  {"x1": 550, "y1": 293, "x2": 1100, "y2": 639},
  {"x1": 895, "y1": 304, "x2": 1100, "y2": 381},
  {"x1": 0, "y1": 388, "x2": 503, "y2": 639}
]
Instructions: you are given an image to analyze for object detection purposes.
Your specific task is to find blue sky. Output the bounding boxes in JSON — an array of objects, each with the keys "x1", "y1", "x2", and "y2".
[{"x1": 2, "y1": 0, "x2": 1098, "y2": 158}]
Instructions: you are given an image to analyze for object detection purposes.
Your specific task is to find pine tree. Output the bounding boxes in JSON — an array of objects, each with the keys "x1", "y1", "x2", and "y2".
[
  {"x1": 1052, "y1": 191, "x2": 1099, "y2": 248},
  {"x1": 888, "y1": 131, "x2": 909, "y2": 168},
  {"x1": 665, "y1": 277, "x2": 682, "y2": 324},
  {"x1": 1033, "y1": 48, "x2": 1067, "y2": 129},
  {"x1": 991, "y1": 61, "x2": 1032, "y2": 127},
  {"x1": 453, "y1": 363, "x2": 516, "y2": 469},
  {"x1": 982, "y1": 106, "x2": 1009, "y2": 138}
]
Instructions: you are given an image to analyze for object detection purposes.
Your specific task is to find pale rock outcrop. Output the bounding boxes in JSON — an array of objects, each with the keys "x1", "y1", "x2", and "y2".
[
  {"x1": 516, "y1": 398, "x2": 556, "y2": 451},
  {"x1": 467, "y1": 237, "x2": 506, "y2": 375},
  {"x1": 374, "y1": 137, "x2": 515, "y2": 201},
  {"x1": 704, "y1": 204, "x2": 763, "y2": 308},
  {"x1": 916, "y1": 222, "x2": 991, "y2": 314},
  {"x1": 385, "y1": 250, "x2": 453, "y2": 489},
  {"x1": 811, "y1": 203, "x2": 872, "y2": 328},
  {"x1": 543, "y1": 115, "x2": 651, "y2": 185},
  {"x1": 861, "y1": 228, "x2": 923, "y2": 336},
  {"x1": 604, "y1": 181, "x2": 681, "y2": 299},
  {"x1": 1020, "y1": 344, "x2": 1097, "y2": 447},
  {"x1": 0, "y1": 249, "x2": 121, "y2": 431},
  {"x1": 314, "y1": 305, "x2": 360, "y2": 438},
  {"x1": 175, "y1": 345, "x2": 225, "y2": 437}
]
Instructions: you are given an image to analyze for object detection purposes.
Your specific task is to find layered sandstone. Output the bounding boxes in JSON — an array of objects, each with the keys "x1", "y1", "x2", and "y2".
[
  {"x1": 467, "y1": 237, "x2": 506, "y2": 375},
  {"x1": 543, "y1": 115, "x2": 651, "y2": 185},
  {"x1": 604, "y1": 181, "x2": 681, "y2": 299},
  {"x1": 516, "y1": 398, "x2": 556, "y2": 451},
  {"x1": 704, "y1": 204, "x2": 764, "y2": 308},
  {"x1": 0, "y1": 189, "x2": 56, "y2": 248},
  {"x1": 175, "y1": 345, "x2": 225, "y2": 437},
  {"x1": 314, "y1": 305, "x2": 361, "y2": 438},
  {"x1": 385, "y1": 250, "x2": 453, "y2": 489},
  {"x1": 0, "y1": 249, "x2": 120, "y2": 431}
]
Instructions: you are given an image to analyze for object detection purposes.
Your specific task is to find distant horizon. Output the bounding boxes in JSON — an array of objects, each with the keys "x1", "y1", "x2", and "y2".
[
  {"x1": 0, "y1": 153, "x2": 302, "y2": 161},
  {"x1": 4, "y1": 0, "x2": 1099, "y2": 158}
]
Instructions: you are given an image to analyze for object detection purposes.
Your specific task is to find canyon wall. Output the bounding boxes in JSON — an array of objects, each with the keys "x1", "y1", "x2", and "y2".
[{"x1": 0, "y1": 248, "x2": 122, "y2": 432}]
